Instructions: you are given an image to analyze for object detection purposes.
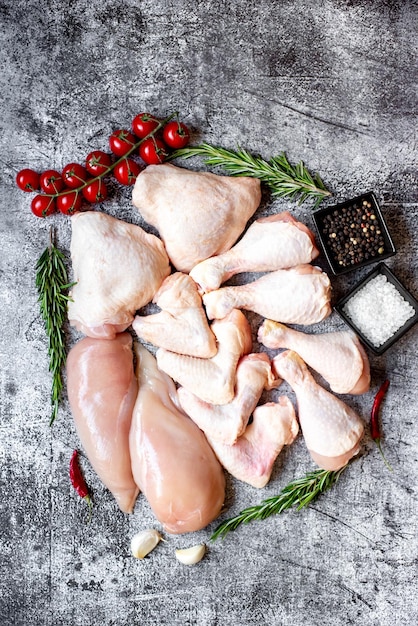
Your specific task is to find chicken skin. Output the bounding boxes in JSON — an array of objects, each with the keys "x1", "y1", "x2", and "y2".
[
  {"x1": 272, "y1": 351, "x2": 364, "y2": 471},
  {"x1": 129, "y1": 343, "x2": 225, "y2": 534},
  {"x1": 203, "y1": 265, "x2": 331, "y2": 324},
  {"x1": 207, "y1": 399, "x2": 299, "y2": 488},
  {"x1": 177, "y1": 353, "x2": 277, "y2": 445},
  {"x1": 66, "y1": 333, "x2": 139, "y2": 514},
  {"x1": 133, "y1": 272, "x2": 217, "y2": 358},
  {"x1": 132, "y1": 163, "x2": 261, "y2": 272},
  {"x1": 68, "y1": 211, "x2": 170, "y2": 339},
  {"x1": 190, "y1": 212, "x2": 319, "y2": 293},
  {"x1": 156, "y1": 309, "x2": 253, "y2": 405},
  {"x1": 258, "y1": 321, "x2": 370, "y2": 395}
]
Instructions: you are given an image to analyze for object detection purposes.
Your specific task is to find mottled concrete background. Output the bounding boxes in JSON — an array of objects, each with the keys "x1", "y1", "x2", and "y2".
[{"x1": 1, "y1": 1, "x2": 417, "y2": 625}]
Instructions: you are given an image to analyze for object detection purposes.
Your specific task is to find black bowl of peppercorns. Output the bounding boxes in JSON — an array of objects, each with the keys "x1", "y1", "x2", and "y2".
[{"x1": 312, "y1": 192, "x2": 396, "y2": 275}]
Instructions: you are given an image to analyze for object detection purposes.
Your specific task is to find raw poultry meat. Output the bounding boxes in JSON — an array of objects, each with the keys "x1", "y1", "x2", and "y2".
[
  {"x1": 68, "y1": 211, "x2": 170, "y2": 339},
  {"x1": 273, "y1": 351, "x2": 364, "y2": 471},
  {"x1": 189, "y1": 212, "x2": 319, "y2": 293},
  {"x1": 132, "y1": 163, "x2": 261, "y2": 272},
  {"x1": 258, "y1": 320, "x2": 370, "y2": 395},
  {"x1": 66, "y1": 333, "x2": 139, "y2": 514},
  {"x1": 129, "y1": 342, "x2": 225, "y2": 534},
  {"x1": 177, "y1": 353, "x2": 277, "y2": 445},
  {"x1": 203, "y1": 265, "x2": 332, "y2": 323},
  {"x1": 206, "y1": 399, "x2": 299, "y2": 488},
  {"x1": 156, "y1": 309, "x2": 253, "y2": 405},
  {"x1": 133, "y1": 272, "x2": 217, "y2": 358}
]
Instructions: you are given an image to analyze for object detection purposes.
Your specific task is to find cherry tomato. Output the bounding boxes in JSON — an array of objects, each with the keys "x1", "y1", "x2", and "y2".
[
  {"x1": 31, "y1": 195, "x2": 56, "y2": 218},
  {"x1": 82, "y1": 179, "x2": 108, "y2": 203},
  {"x1": 113, "y1": 158, "x2": 142, "y2": 185},
  {"x1": 132, "y1": 113, "x2": 160, "y2": 138},
  {"x1": 56, "y1": 191, "x2": 83, "y2": 215},
  {"x1": 39, "y1": 169, "x2": 64, "y2": 194},
  {"x1": 109, "y1": 130, "x2": 137, "y2": 157},
  {"x1": 62, "y1": 163, "x2": 88, "y2": 189},
  {"x1": 86, "y1": 150, "x2": 112, "y2": 176},
  {"x1": 16, "y1": 168, "x2": 40, "y2": 192},
  {"x1": 162, "y1": 121, "x2": 190, "y2": 149},
  {"x1": 139, "y1": 138, "x2": 169, "y2": 165}
]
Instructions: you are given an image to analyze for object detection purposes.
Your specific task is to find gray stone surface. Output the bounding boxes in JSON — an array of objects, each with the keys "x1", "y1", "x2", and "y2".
[{"x1": 1, "y1": 1, "x2": 417, "y2": 624}]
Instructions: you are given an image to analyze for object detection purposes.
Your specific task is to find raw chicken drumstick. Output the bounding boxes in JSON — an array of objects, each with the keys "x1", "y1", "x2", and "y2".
[
  {"x1": 68, "y1": 211, "x2": 170, "y2": 339},
  {"x1": 66, "y1": 333, "x2": 139, "y2": 514},
  {"x1": 132, "y1": 163, "x2": 261, "y2": 272},
  {"x1": 190, "y1": 212, "x2": 319, "y2": 293},
  {"x1": 156, "y1": 309, "x2": 253, "y2": 405},
  {"x1": 129, "y1": 343, "x2": 225, "y2": 534},
  {"x1": 133, "y1": 272, "x2": 217, "y2": 358},
  {"x1": 177, "y1": 353, "x2": 277, "y2": 445},
  {"x1": 207, "y1": 400, "x2": 299, "y2": 488},
  {"x1": 203, "y1": 265, "x2": 331, "y2": 324},
  {"x1": 258, "y1": 320, "x2": 370, "y2": 395},
  {"x1": 272, "y1": 351, "x2": 364, "y2": 471}
]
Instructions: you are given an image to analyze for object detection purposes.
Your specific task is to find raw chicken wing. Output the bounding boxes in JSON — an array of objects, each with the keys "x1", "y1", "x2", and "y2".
[
  {"x1": 66, "y1": 333, "x2": 139, "y2": 513},
  {"x1": 177, "y1": 353, "x2": 277, "y2": 445},
  {"x1": 203, "y1": 265, "x2": 331, "y2": 323},
  {"x1": 190, "y1": 212, "x2": 319, "y2": 293},
  {"x1": 156, "y1": 309, "x2": 253, "y2": 405},
  {"x1": 132, "y1": 163, "x2": 261, "y2": 272},
  {"x1": 68, "y1": 211, "x2": 170, "y2": 339},
  {"x1": 133, "y1": 272, "x2": 217, "y2": 358},
  {"x1": 273, "y1": 350, "x2": 364, "y2": 470},
  {"x1": 129, "y1": 343, "x2": 225, "y2": 534},
  {"x1": 259, "y1": 320, "x2": 370, "y2": 395},
  {"x1": 207, "y1": 399, "x2": 299, "y2": 488}
]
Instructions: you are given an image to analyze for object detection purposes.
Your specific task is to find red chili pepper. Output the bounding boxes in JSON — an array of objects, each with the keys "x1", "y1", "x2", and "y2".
[
  {"x1": 370, "y1": 380, "x2": 393, "y2": 471},
  {"x1": 70, "y1": 449, "x2": 93, "y2": 521}
]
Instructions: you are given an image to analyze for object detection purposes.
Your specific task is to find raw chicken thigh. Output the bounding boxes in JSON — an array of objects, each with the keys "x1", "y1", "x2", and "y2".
[
  {"x1": 273, "y1": 351, "x2": 364, "y2": 471},
  {"x1": 258, "y1": 321, "x2": 370, "y2": 395},
  {"x1": 133, "y1": 272, "x2": 216, "y2": 358},
  {"x1": 203, "y1": 265, "x2": 331, "y2": 324},
  {"x1": 132, "y1": 163, "x2": 261, "y2": 272},
  {"x1": 129, "y1": 343, "x2": 225, "y2": 534},
  {"x1": 66, "y1": 333, "x2": 139, "y2": 514},
  {"x1": 156, "y1": 309, "x2": 253, "y2": 405},
  {"x1": 190, "y1": 212, "x2": 319, "y2": 293},
  {"x1": 68, "y1": 211, "x2": 170, "y2": 339},
  {"x1": 207, "y1": 399, "x2": 299, "y2": 488},
  {"x1": 177, "y1": 353, "x2": 277, "y2": 445}
]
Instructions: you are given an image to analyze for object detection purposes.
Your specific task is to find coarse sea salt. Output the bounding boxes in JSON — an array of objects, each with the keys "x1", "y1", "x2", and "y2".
[{"x1": 342, "y1": 273, "x2": 415, "y2": 347}]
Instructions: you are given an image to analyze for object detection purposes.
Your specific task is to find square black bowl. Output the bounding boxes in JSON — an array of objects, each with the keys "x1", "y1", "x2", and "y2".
[
  {"x1": 335, "y1": 262, "x2": 418, "y2": 355},
  {"x1": 312, "y1": 191, "x2": 396, "y2": 275}
]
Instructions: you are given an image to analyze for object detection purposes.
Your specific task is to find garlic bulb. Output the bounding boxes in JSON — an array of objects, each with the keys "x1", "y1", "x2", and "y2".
[
  {"x1": 130, "y1": 529, "x2": 162, "y2": 559},
  {"x1": 175, "y1": 544, "x2": 206, "y2": 565}
]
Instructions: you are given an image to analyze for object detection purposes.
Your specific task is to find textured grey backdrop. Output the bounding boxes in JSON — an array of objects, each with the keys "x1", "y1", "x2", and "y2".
[{"x1": 1, "y1": 1, "x2": 417, "y2": 625}]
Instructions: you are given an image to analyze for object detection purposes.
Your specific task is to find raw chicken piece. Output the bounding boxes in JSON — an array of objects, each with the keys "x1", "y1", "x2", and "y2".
[
  {"x1": 258, "y1": 321, "x2": 370, "y2": 395},
  {"x1": 177, "y1": 353, "x2": 277, "y2": 445},
  {"x1": 129, "y1": 343, "x2": 225, "y2": 534},
  {"x1": 156, "y1": 309, "x2": 253, "y2": 405},
  {"x1": 273, "y1": 351, "x2": 364, "y2": 471},
  {"x1": 68, "y1": 211, "x2": 170, "y2": 339},
  {"x1": 203, "y1": 265, "x2": 331, "y2": 323},
  {"x1": 132, "y1": 163, "x2": 261, "y2": 272},
  {"x1": 66, "y1": 333, "x2": 139, "y2": 514},
  {"x1": 190, "y1": 212, "x2": 319, "y2": 293},
  {"x1": 132, "y1": 272, "x2": 216, "y2": 358},
  {"x1": 207, "y1": 399, "x2": 299, "y2": 488}
]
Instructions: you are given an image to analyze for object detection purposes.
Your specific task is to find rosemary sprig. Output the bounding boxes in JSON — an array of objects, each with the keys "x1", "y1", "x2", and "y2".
[
  {"x1": 35, "y1": 228, "x2": 74, "y2": 425},
  {"x1": 210, "y1": 467, "x2": 345, "y2": 541},
  {"x1": 172, "y1": 143, "x2": 331, "y2": 207}
]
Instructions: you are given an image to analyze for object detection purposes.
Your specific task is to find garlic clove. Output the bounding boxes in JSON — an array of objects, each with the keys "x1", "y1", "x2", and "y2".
[
  {"x1": 175, "y1": 544, "x2": 206, "y2": 565},
  {"x1": 130, "y1": 529, "x2": 162, "y2": 559}
]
